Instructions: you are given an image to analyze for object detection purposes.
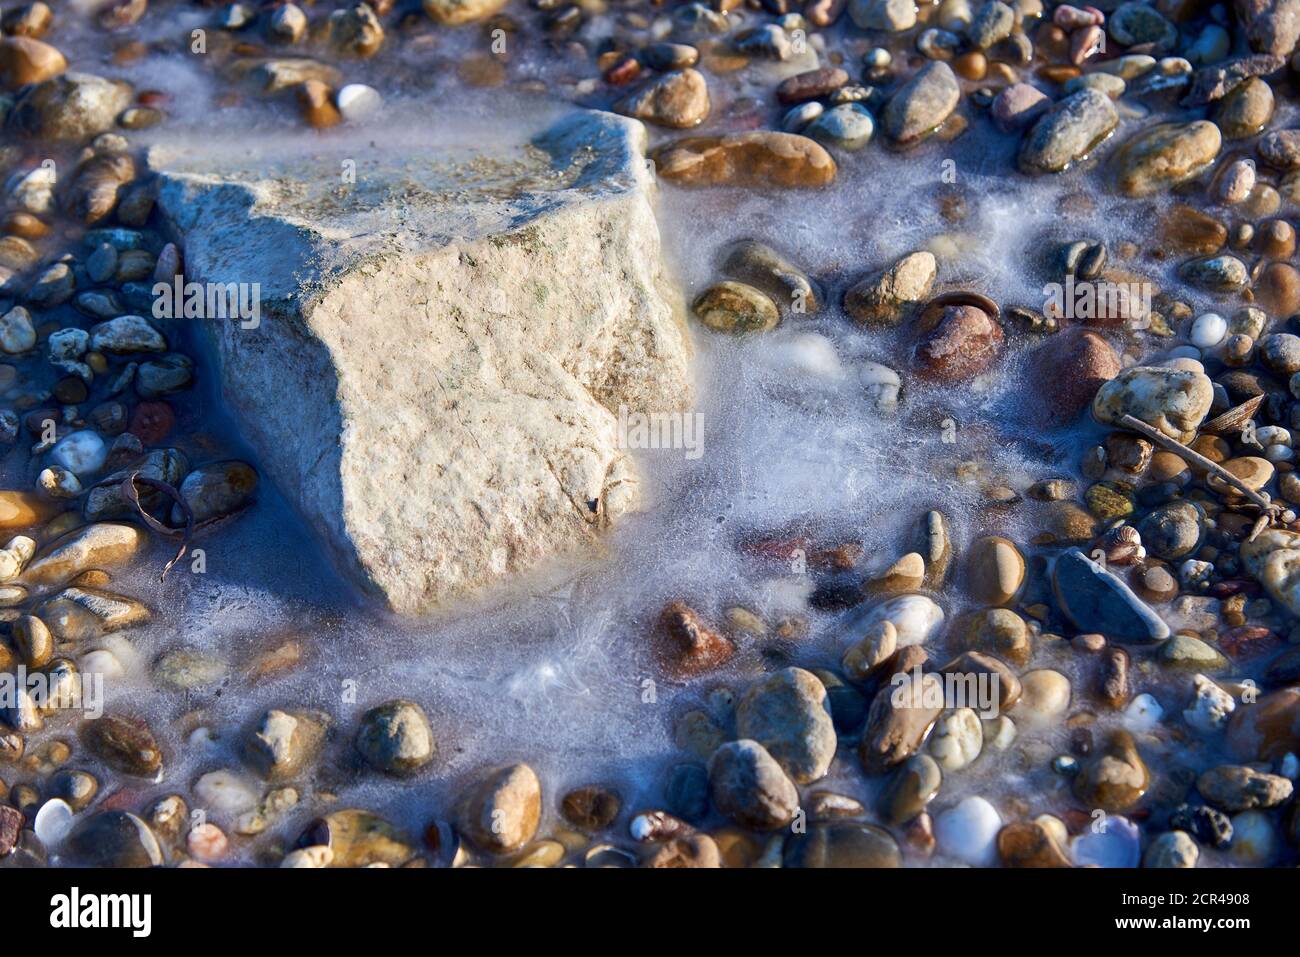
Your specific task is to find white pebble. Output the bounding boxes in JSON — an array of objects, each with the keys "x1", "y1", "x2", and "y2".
[
  {"x1": 929, "y1": 708, "x2": 983, "y2": 770},
  {"x1": 1188, "y1": 312, "x2": 1226, "y2": 349},
  {"x1": 860, "y1": 360, "x2": 902, "y2": 413},
  {"x1": 934, "y1": 796, "x2": 1001, "y2": 866},
  {"x1": 1183, "y1": 673, "x2": 1234, "y2": 733},
  {"x1": 1071, "y1": 815, "x2": 1140, "y2": 867},
  {"x1": 336, "y1": 83, "x2": 382, "y2": 123},
  {"x1": 78, "y1": 648, "x2": 124, "y2": 680},
  {"x1": 844, "y1": 594, "x2": 944, "y2": 648},
  {"x1": 1230, "y1": 810, "x2": 1278, "y2": 865},
  {"x1": 982, "y1": 714, "x2": 1017, "y2": 750},
  {"x1": 48, "y1": 430, "x2": 107, "y2": 476},
  {"x1": 194, "y1": 769, "x2": 259, "y2": 814},
  {"x1": 1124, "y1": 692, "x2": 1164, "y2": 732},
  {"x1": 33, "y1": 798, "x2": 75, "y2": 847}
]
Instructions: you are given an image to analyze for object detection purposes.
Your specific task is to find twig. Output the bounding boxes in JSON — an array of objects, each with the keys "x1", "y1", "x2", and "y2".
[
  {"x1": 120, "y1": 472, "x2": 192, "y2": 582},
  {"x1": 1118, "y1": 414, "x2": 1284, "y2": 538}
]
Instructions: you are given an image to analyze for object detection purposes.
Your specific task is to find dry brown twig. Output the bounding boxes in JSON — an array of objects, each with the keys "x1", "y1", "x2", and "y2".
[{"x1": 1118, "y1": 413, "x2": 1286, "y2": 542}]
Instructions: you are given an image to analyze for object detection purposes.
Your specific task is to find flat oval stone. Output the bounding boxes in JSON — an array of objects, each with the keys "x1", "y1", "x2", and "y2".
[
  {"x1": 653, "y1": 131, "x2": 837, "y2": 188},
  {"x1": 877, "y1": 753, "x2": 942, "y2": 824},
  {"x1": 1018, "y1": 89, "x2": 1118, "y2": 174},
  {"x1": 882, "y1": 61, "x2": 960, "y2": 145},
  {"x1": 692, "y1": 281, "x2": 780, "y2": 334},
  {"x1": 783, "y1": 822, "x2": 901, "y2": 867},
  {"x1": 1111, "y1": 121, "x2": 1222, "y2": 197},
  {"x1": 1052, "y1": 548, "x2": 1171, "y2": 643}
]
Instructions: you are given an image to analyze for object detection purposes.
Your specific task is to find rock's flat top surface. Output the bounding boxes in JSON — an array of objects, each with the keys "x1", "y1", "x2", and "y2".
[{"x1": 149, "y1": 109, "x2": 694, "y2": 615}]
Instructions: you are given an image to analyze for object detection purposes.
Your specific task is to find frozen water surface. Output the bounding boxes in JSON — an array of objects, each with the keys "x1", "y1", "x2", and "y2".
[{"x1": 19, "y1": 8, "x2": 1288, "y2": 867}]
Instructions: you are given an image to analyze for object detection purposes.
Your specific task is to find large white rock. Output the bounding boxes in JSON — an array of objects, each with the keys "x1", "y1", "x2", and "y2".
[{"x1": 148, "y1": 110, "x2": 693, "y2": 614}]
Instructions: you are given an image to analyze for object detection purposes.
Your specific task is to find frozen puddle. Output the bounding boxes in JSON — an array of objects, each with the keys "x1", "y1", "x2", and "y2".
[{"x1": 39, "y1": 94, "x2": 1252, "y2": 866}]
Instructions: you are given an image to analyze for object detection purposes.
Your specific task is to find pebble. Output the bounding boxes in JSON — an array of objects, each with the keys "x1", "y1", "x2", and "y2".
[
  {"x1": 805, "y1": 103, "x2": 875, "y2": 151},
  {"x1": 992, "y1": 83, "x2": 1049, "y2": 132},
  {"x1": 1161, "y1": 634, "x2": 1227, "y2": 670},
  {"x1": 195, "y1": 769, "x2": 260, "y2": 815},
  {"x1": 82, "y1": 714, "x2": 162, "y2": 777},
  {"x1": 32, "y1": 798, "x2": 75, "y2": 847},
  {"x1": 615, "y1": 69, "x2": 710, "y2": 129},
  {"x1": 878, "y1": 753, "x2": 942, "y2": 824},
  {"x1": 736, "y1": 667, "x2": 837, "y2": 784},
  {"x1": 1070, "y1": 814, "x2": 1140, "y2": 867},
  {"x1": 934, "y1": 795, "x2": 1001, "y2": 865},
  {"x1": 1197, "y1": 764, "x2": 1293, "y2": 812},
  {"x1": 914, "y1": 303, "x2": 1003, "y2": 381},
  {"x1": 1052, "y1": 548, "x2": 1171, "y2": 643},
  {"x1": 460, "y1": 763, "x2": 542, "y2": 854},
  {"x1": 1112, "y1": 121, "x2": 1222, "y2": 196},
  {"x1": 1184, "y1": 673, "x2": 1235, "y2": 733},
  {"x1": 0, "y1": 306, "x2": 35, "y2": 354},
  {"x1": 1214, "y1": 76, "x2": 1273, "y2": 139},
  {"x1": 708, "y1": 739, "x2": 799, "y2": 830},
  {"x1": 842, "y1": 593, "x2": 945, "y2": 648},
  {"x1": 928, "y1": 708, "x2": 983, "y2": 770},
  {"x1": 882, "y1": 62, "x2": 960, "y2": 145},
  {"x1": 246, "y1": 708, "x2": 330, "y2": 781},
  {"x1": 1091, "y1": 365, "x2": 1213, "y2": 442},
  {"x1": 1144, "y1": 829, "x2": 1199, "y2": 868},
  {"x1": 23, "y1": 522, "x2": 144, "y2": 586},
  {"x1": 1189, "y1": 312, "x2": 1227, "y2": 349},
  {"x1": 844, "y1": 251, "x2": 936, "y2": 326},
  {"x1": 1018, "y1": 89, "x2": 1118, "y2": 174},
  {"x1": 1073, "y1": 730, "x2": 1149, "y2": 811},
  {"x1": 67, "y1": 811, "x2": 163, "y2": 867},
  {"x1": 692, "y1": 281, "x2": 780, "y2": 334},
  {"x1": 850, "y1": 0, "x2": 918, "y2": 32},
  {"x1": 1136, "y1": 500, "x2": 1203, "y2": 561},
  {"x1": 783, "y1": 822, "x2": 902, "y2": 867},
  {"x1": 336, "y1": 83, "x2": 382, "y2": 123},
  {"x1": 860, "y1": 669, "x2": 945, "y2": 772},
  {"x1": 1011, "y1": 670, "x2": 1071, "y2": 727},
  {"x1": 1229, "y1": 810, "x2": 1278, "y2": 864},
  {"x1": 48, "y1": 430, "x2": 107, "y2": 476},
  {"x1": 560, "y1": 785, "x2": 622, "y2": 831}
]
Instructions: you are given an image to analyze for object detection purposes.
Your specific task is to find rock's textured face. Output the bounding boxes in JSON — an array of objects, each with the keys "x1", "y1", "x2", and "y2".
[{"x1": 150, "y1": 110, "x2": 694, "y2": 614}]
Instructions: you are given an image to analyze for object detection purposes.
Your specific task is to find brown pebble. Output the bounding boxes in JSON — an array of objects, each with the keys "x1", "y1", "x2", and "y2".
[
  {"x1": 2, "y1": 3, "x2": 54, "y2": 39},
  {"x1": 2, "y1": 211, "x2": 48, "y2": 239},
  {"x1": 0, "y1": 35, "x2": 65, "y2": 90},
  {"x1": 1255, "y1": 261, "x2": 1300, "y2": 317},
  {"x1": 954, "y1": 51, "x2": 987, "y2": 82},
  {"x1": 296, "y1": 80, "x2": 341, "y2": 128},
  {"x1": 1099, "y1": 646, "x2": 1130, "y2": 710},
  {"x1": 1256, "y1": 219, "x2": 1296, "y2": 260},
  {"x1": 1072, "y1": 633, "x2": 1106, "y2": 653},
  {"x1": 658, "y1": 601, "x2": 734, "y2": 675},
  {"x1": 1148, "y1": 450, "x2": 1189, "y2": 483},
  {"x1": 52, "y1": 377, "x2": 87, "y2": 405},
  {"x1": 1133, "y1": 561, "x2": 1178, "y2": 603}
]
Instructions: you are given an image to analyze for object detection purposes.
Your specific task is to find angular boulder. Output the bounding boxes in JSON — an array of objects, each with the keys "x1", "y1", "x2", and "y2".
[{"x1": 149, "y1": 110, "x2": 694, "y2": 614}]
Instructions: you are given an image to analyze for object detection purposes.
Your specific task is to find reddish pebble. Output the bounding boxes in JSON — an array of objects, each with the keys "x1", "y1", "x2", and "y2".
[
  {"x1": 605, "y1": 57, "x2": 641, "y2": 86},
  {"x1": 1220, "y1": 626, "x2": 1279, "y2": 660},
  {"x1": 129, "y1": 401, "x2": 175, "y2": 444}
]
